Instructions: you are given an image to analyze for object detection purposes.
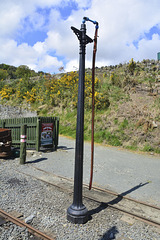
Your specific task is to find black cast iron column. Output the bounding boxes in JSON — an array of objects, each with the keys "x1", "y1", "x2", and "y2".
[{"x1": 67, "y1": 23, "x2": 93, "y2": 224}]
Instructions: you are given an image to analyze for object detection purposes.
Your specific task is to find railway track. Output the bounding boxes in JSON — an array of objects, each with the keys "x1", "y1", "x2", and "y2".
[
  {"x1": 16, "y1": 165, "x2": 160, "y2": 229},
  {"x1": 0, "y1": 208, "x2": 54, "y2": 240}
]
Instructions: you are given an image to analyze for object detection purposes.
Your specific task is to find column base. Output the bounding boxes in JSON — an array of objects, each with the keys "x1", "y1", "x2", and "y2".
[{"x1": 67, "y1": 204, "x2": 88, "y2": 224}]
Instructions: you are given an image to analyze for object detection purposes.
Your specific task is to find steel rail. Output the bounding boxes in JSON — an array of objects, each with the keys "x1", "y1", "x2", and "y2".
[
  {"x1": 88, "y1": 184, "x2": 160, "y2": 211},
  {"x1": 0, "y1": 208, "x2": 55, "y2": 240},
  {"x1": 83, "y1": 194, "x2": 160, "y2": 229},
  {"x1": 29, "y1": 165, "x2": 160, "y2": 212},
  {"x1": 15, "y1": 166, "x2": 160, "y2": 229}
]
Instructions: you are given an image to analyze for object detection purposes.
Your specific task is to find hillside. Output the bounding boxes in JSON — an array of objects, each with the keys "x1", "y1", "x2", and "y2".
[{"x1": 0, "y1": 59, "x2": 160, "y2": 155}]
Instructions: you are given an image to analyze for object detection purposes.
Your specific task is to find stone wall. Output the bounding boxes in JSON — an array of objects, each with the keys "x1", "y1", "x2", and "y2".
[{"x1": 0, "y1": 105, "x2": 37, "y2": 119}]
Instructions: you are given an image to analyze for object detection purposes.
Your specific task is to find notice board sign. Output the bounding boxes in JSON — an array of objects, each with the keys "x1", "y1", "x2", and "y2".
[{"x1": 41, "y1": 123, "x2": 53, "y2": 146}]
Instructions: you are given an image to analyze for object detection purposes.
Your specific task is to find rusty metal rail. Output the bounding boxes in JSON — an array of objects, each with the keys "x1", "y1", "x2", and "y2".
[
  {"x1": 16, "y1": 165, "x2": 160, "y2": 229},
  {"x1": 0, "y1": 208, "x2": 55, "y2": 240}
]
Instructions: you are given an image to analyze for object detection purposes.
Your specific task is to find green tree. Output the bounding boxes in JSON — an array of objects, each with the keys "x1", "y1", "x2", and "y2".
[
  {"x1": 15, "y1": 65, "x2": 31, "y2": 78},
  {"x1": 0, "y1": 69, "x2": 8, "y2": 80},
  {"x1": 7, "y1": 65, "x2": 17, "y2": 79}
]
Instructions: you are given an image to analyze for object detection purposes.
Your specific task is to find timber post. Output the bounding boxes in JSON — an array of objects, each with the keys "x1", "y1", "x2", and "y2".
[
  {"x1": 20, "y1": 124, "x2": 27, "y2": 164},
  {"x1": 36, "y1": 118, "x2": 40, "y2": 152}
]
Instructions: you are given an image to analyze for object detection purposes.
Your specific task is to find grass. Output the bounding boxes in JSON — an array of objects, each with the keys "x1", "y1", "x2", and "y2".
[
  {"x1": 142, "y1": 144, "x2": 154, "y2": 152},
  {"x1": 58, "y1": 108, "x2": 123, "y2": 146},
  {"x1": 119, "y1": 119, "x2": 128, "y2": 130},
  {"x1": 105, "y1": 131, "x2": 122, "y2": 146},
  {"x1": 125, "y1": 145, "x2": 138, "y2": 151},
  {"x1": 142, "y1": 144, "x2": 160, "y2": 154},
  {"x1": 59, "y1": 124, "x2": 76, "y2": 139}
]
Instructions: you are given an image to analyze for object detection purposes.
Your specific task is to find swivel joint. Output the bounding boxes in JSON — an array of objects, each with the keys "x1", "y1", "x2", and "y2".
[{"x1": 83, "y1": 17, "x2": 99, "y2": 28}]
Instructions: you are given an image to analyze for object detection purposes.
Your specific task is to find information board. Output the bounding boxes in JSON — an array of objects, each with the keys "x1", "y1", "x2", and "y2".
[{"x1": 41, "y1": 123, "x2": 53, "y2": 146}]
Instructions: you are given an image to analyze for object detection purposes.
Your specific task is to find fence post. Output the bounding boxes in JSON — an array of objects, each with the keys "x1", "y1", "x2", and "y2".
[
  {"x1": 55, "y1": 117, "x2": 59, "y2": 150},
  {"x1": 20, "y1": 124, "x2": 27, "y2": 164},
  {"x1": 36, "y1": 118, "x2": 40, "y2": 152},
  {"x1": 54, "y1": 118, "x2": 56, "y2": 150},
  {"x1": 2, "y1": 121, "x2": 5, "y2": 129}
]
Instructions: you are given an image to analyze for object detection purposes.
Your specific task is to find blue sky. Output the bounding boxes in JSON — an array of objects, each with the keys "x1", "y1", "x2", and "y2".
[
  {"x1": 133, "y1": 25, "x2": 160, "y2": 49},
  {"x1": 1, "y1": 0, "x2": 160, "y2": 73},
  {"x1": 17, "y1": 2, "x2": 79, "y2": 46}
]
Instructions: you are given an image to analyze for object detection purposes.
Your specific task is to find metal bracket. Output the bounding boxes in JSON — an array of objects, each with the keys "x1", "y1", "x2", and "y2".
[{"x1": 71, "y1": 26, "x2": 93, "y2": 45}]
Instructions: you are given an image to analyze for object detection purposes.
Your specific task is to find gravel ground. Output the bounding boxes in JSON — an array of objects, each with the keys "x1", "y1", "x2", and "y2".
[
  {"x1": 0, "y1": 223, "x2": 38, "y2": 240},
  {"x1": 0, "y1": 158, "x2": 160, "y2": 240}
]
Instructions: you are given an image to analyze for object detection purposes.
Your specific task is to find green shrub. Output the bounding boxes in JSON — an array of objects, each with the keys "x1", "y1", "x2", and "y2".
[
  {"x1": 110, "y1": 72, "x2": 122, "y2": 87},
  {"x1": 119, "y1": 119, "x2": 128, "y2": 130},
  {"x1": 0, "y1": 69, "x2": 8, "y2": 80},
  {"x1": 128, "y1": 58, "x2": 136, "y2": 75},
  {"x1": 142, "y1": 144, "x2": 154, "y2": 152}
]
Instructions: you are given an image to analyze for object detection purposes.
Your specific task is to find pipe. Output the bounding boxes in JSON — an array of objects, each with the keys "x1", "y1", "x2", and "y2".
[
  {"x1": 82, "y1": 17, "x2": 99, "y2": 190},
  {"x1": 89, "y1": 24, "x2": 98, "y2": 190}
]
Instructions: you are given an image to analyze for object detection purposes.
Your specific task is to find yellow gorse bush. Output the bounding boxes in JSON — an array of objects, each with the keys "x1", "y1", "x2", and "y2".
[
  {"x1": 128, "y1": 58, "x2": 136, "y2": 75},
  {"x1": 0, "y1": 71, "x2": 109, "y2": 110},
  {"x1": 0, "y1": 85, "x2": 14, "y2": 100},
  {"x1": 23, "y1": 87, "x2": 37, "y2": 103}
]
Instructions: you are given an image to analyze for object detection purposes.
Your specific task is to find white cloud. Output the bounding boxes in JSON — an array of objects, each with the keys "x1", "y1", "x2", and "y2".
[
  {"x1": 135, "y1": 34, "x2": 160, "y2": 61},
  {"x1": 0, "y1": 0, "x2": 69, "y2": 72},
  {"x1": 0, "y1": 3, "x2": 23, "y2": 37},
  {"x1": 48, "y1": 0, "x2": 160, "y2": 71},
  {"x1": 0, "y1": 38, "x2": 37, "y2": 66},
  {"x1": 37, "y1": 55, "x2": 63, "y2": 73},
  {"x1": 1, "y1": 0, "x2": 160, "y2": 73},
  {"x1": 65, "y1": 59, "x2": 79, "y2": 72},
  {"x1": 75, "y1": 0, "x2": 91, "y2": 8},
  {"x1": 83, "y1": 0, "x2": 160, "y2": 66},
  {"x1": 0, "y1": 38, "x2": 62, "y2": 73},
  {"x1": 33, "y1": 41, "x2": 46, "y2": 55},
  {"x1": 27, "y1": 12, "x2": 46, "y2": 30}
]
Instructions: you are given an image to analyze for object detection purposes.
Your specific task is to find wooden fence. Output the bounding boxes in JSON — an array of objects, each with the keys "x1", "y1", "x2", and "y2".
[{"x1": 0, "y1": 117, "x2": 59, "y2": 151}]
